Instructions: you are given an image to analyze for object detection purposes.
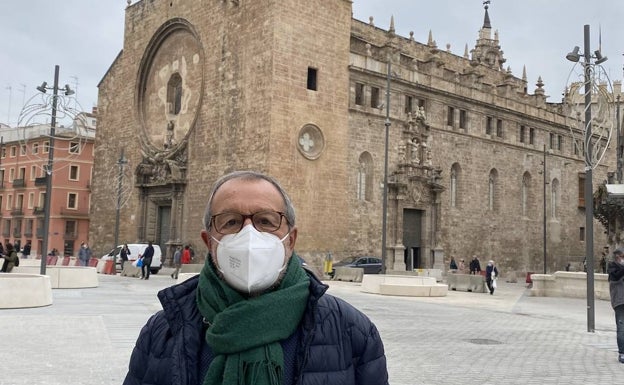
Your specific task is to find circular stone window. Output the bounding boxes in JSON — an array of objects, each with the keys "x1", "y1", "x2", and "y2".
[{"x1": 297, "y1": 124, "x2": 325, "y2": 160}]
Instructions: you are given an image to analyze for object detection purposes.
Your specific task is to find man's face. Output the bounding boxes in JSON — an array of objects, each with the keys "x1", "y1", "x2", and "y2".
[{"x1": 200, "y1": 178, "x2": 297, "y2": 273}]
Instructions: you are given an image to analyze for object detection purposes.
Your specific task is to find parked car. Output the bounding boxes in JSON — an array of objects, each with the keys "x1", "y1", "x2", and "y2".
[
  {"x1": 330, "y1": 256, "x2": 382, "y2": 278},
  {"x1": 100, "y1": 243, "x2": 163, "y2": 274}
]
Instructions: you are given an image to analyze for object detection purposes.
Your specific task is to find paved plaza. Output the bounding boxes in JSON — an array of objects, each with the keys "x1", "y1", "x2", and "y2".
[{"x1": 1, "y1": 268, "x2": 622, "y2": 384}]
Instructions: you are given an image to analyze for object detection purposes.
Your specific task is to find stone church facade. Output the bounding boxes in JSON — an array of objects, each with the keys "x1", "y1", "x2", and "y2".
[{"x1": 91, "y1": 0, "x2": 616, "y2": 276}]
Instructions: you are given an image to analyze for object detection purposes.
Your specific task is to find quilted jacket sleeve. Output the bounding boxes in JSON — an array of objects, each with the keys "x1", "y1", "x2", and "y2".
[
  {"x1": 346, "y1": 300, "x2": 388, "y2": 385},
  {"x1": 301, "y1": 294, "x2": 388, "y2": 385},
  {"x1": 123, "y1": 311, "x2": 174, "y2": 385}
]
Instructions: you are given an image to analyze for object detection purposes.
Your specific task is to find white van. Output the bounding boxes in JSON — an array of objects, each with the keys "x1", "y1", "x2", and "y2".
[{"x1": 101, "y1": 243, "x2": 163, "y2": 274}]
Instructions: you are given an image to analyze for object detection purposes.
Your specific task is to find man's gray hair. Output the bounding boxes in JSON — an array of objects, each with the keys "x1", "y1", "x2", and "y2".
[{"x1": 202, "y1": 170, "x2": 296, "y2": 230}]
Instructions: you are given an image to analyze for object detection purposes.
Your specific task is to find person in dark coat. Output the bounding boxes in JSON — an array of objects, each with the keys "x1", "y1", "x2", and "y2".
[
  {"x1": 120, "y1": 244, "x2": 131, "y2": 271},
  {"x1": 140, "y1": 241, "x2": 155, "y2": 280},
  {"x1": 78, "y1": 242, "x2": 92, "y2": 266},
  {"x1": 485, "y1": 260, "x2": 499, "y2": 295},
  {"x1": 22, "y1": 241, "x2": 31, "y2": 258},
  {"x1": 449, "y1": 256, "x2": 458, "y2": 270},
  {"x1": 469, "y1": 255, "x2": 481, "y2": 275},
  {"x1": 608, "y1": 247, "x2": 624, "y2": 364},
  {"x1": 123, "y1": 171, "x2": 388, "y2": 385}
]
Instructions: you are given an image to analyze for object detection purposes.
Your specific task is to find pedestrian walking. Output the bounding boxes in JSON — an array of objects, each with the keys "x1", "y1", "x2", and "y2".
[
  {"x1": 485, "y1": 260, "x2": 499, "y2": 295},
  {"x1": 140, "y1": 241, "x2": 154, "y2": 280},
  {"x1": 608, "y1": 247, "x2": 624, "y2": 364},
  {"x1": 171, "y1": 246, "x2": 182, "y2": 279}
]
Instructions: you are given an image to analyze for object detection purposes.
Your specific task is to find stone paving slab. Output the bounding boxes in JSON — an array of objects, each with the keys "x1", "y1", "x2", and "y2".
[{"x1": 0, "y1": 269, "x2": 621, "y2": 385}]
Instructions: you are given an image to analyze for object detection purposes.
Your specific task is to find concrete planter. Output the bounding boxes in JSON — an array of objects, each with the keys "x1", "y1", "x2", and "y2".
[
  {"x1": 530, "y1": 271, "x2": 609, "y2": 300},
  {"x1": 0, "y1": 274, "x2": 53, "y2": 308},
  {"x1": 361, "y1": 274, "x2": 447, "y2": 297},
  {"x1": 13, "y1": 266, "x2": 98, "y2": 289}
]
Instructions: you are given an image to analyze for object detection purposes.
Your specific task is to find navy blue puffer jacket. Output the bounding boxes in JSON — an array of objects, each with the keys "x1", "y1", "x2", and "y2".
[{"x1": 123, "y1": 271, "x2": 388, "y2": 385}]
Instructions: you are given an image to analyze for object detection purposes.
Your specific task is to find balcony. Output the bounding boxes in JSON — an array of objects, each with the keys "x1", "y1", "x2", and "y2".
[
  {"x1": 10, "y1": 208, "x2": 24, "y2": 216},
  {"x1": 12, "y1": 229, "x2": 21, "y2": 238},
  {"x1": 35, "y1": 176, "x2": 47, "y2": 187},
  {"x1": 24, "y1": 229, "x2": 33, "y2": 237},
  {"x1": 33, "y1": 206, "x2": 45, "y2": 215},
  {"x1": 36, "y1": 228, "x2": 44, "y2": 238},
  {"x1": 12, "y1": 178, "x2": 25, "y2": 188},
  {"x1": 60, "y1": 208, "x2": 89, "y2": 218}
]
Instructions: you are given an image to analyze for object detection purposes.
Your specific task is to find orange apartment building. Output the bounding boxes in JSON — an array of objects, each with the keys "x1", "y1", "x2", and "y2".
[{"x1": 0, "y1": 113, "x2": 95, "y2": 258}]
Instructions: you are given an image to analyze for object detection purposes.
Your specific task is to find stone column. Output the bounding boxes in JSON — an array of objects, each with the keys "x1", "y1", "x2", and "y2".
[
  {"x1": 137, "y1": 188, "x2": 148, "y2": 241},
  {"x1": 391, "y1": 185, "x2": 406, "y2": 271},
  {"x1": 431, "y1": 187, "x2": 445, "y2": 270}
]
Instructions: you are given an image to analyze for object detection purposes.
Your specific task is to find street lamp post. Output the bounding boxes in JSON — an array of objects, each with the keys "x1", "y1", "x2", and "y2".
[
  {"x1": 381, "y1": 57, "x2": 391, "y2": 274},
  {"x1": 565, "y1": 25, "x2": 609, "y2": 332},
  {"x1": 542, "y1": 144, "x2": 547, "y2": 274},
  {"x1": 113, "y1": 149, "x2": 128, "y2": 258},
  {"x1": 36, "y1": 65, "x2": 74, "y2": 275},
  {"x1": 582, "y1": 27, "x2": 596, "y2": 333},
  {"x1": 39, "y1": 66, "x2": 60, "y2": 275},
  {"x1": 617, "y1": 95, "x2": 622, "y2": 184}
]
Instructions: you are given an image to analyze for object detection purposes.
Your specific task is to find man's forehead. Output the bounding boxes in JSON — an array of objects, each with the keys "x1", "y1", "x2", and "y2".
[{"x1": 212, "y1": 178, "x2": 282, "y2": 205}]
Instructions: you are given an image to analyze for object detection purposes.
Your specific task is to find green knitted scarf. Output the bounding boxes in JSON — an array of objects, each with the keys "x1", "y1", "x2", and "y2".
[{"x1": 196, "y1": 254, "x2": 310, "y2": 385}]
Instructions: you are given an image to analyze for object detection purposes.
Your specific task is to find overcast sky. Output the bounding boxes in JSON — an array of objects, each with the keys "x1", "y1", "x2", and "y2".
[{"x1": 1, "y1": 0, "x2": 622, "y2": 127}]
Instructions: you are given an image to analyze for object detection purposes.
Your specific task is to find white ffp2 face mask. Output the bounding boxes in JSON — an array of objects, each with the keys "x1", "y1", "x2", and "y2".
[{"x1": 212, "y1": 224, "x2": 289, "y2": 294}]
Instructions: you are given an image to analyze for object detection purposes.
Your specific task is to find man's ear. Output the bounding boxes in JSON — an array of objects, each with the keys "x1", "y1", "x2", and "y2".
[
  {"x1": 285, "y1": 227, "x2": 297, "y2": 251},
  {"x1": 201, "y1": 230, "x2": 211, "y2": 250}
]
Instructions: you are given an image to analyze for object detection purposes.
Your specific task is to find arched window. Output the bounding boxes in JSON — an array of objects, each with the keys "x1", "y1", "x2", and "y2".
[
  {"x1": 167, "y1": 73, "x2": 183, "y2": 115},
  {"x1": 551, "y1": 178, "x2": 559, "y2": 219},
  {"x1": 522, "y1": 172, "x2": 531, "y2": 217},
  {"x1": 357, "y1": 152, "x2": 374, "y2": 201},
  {"x1": 488, "y1": 169, "x2": 498, "y2": 211},
  {"x1": 450, "y1": 163, "x2": 461, "y2": 207}
]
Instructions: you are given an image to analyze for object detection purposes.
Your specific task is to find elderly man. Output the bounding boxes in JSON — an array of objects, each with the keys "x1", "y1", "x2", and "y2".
[{"x1": 124, "y1": 171, "x2": 388, "y2": 385}]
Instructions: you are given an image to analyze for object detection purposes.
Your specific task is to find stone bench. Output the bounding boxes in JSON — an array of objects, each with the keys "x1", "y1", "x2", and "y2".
[
  {"x1": 0, "y1": 273, "x2": 53, "y2": 308},
  {"x1": 530, "y1": 271, "x2": 609, "y2": 300},
  {"x1": 180, "y1": 264, "x2": 204, "y2": 273},
  {"x1": 13, "y1": 266, "x2": 98, "y2": 289},
  {"x1": 362, "y1": 275, "x2": 448, "y2": 297},
  {"x1": 172, "y1": 264, "x2": 204, "y2": 284},
  {"x1": 121, "y1": 264, "x2": 142, "y2": 277},
  {"x1": 412, "y1": 268, "x2": 443, "y2": 282},
  {"x1": 447, "y1": 273, "x2": 487, "y2": 293},
  {"x1": 333, "y1": 267, "x2": 364, "y2": 282}
]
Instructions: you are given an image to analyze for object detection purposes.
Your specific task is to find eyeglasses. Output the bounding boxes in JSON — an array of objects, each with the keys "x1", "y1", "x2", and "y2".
[{"x1": 211, "y1": 211, "x2": 287, "y2": 235}]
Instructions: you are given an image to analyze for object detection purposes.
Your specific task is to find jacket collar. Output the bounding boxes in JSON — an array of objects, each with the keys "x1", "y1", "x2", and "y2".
[{"x1": 157, "y1": 266, "x2": 329, "y2": 330}]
